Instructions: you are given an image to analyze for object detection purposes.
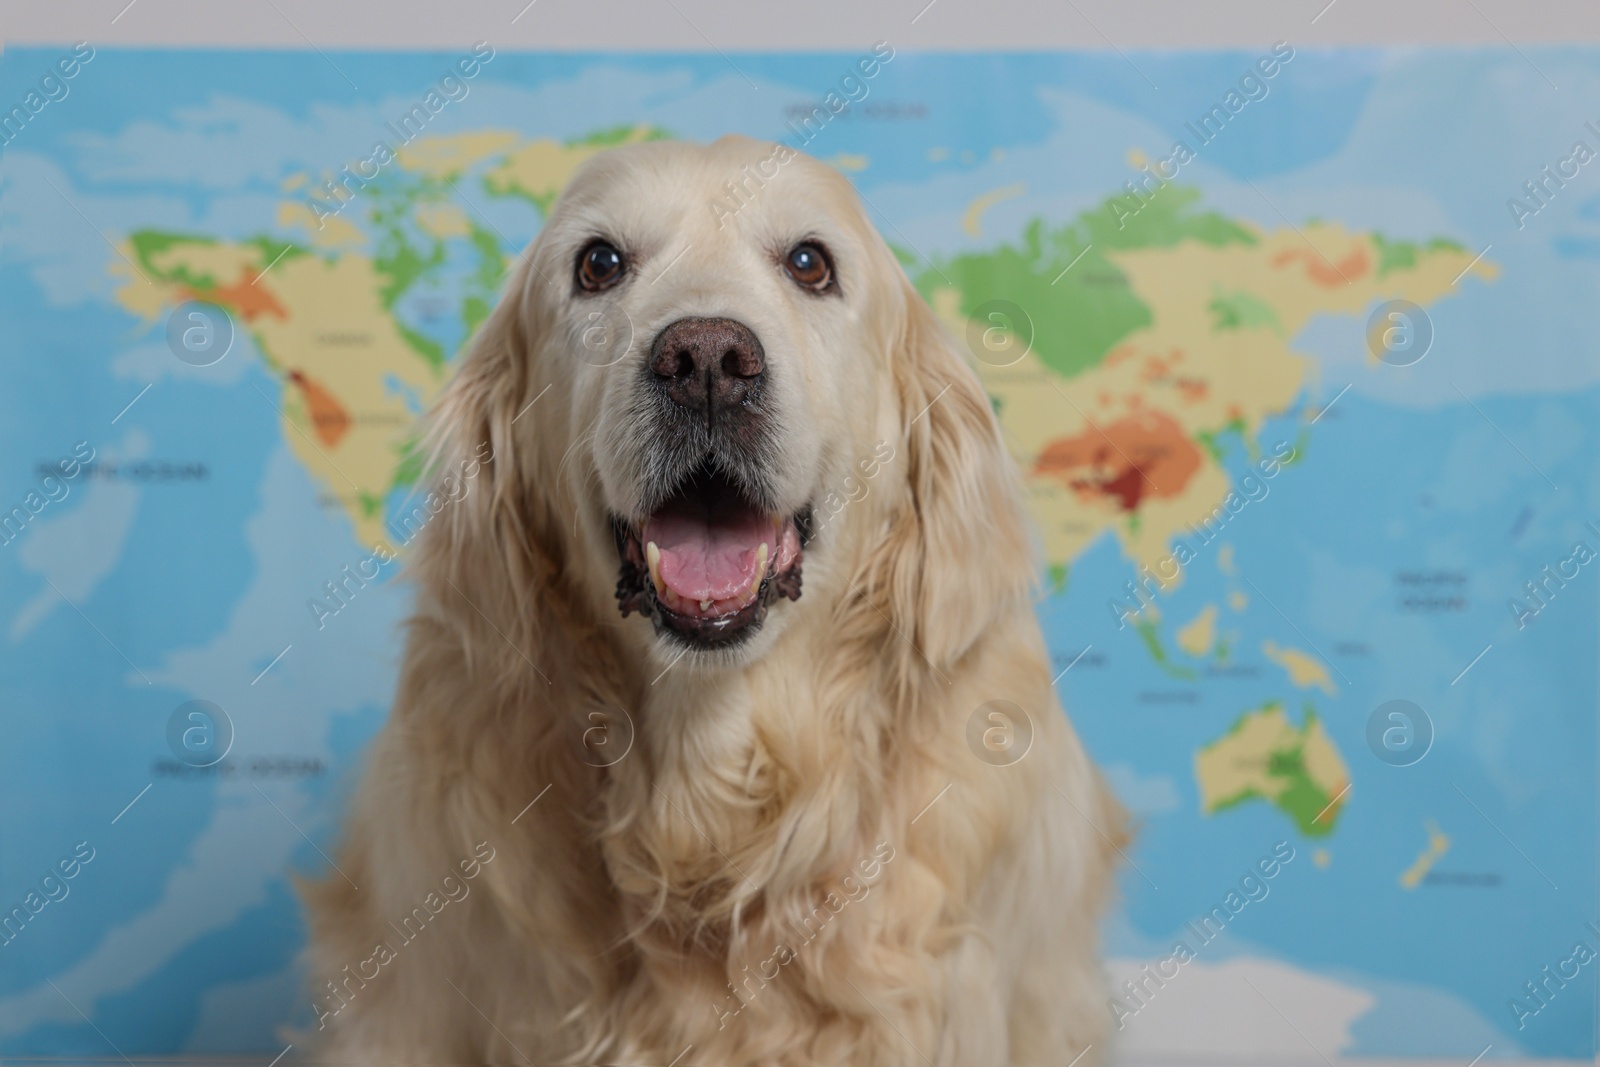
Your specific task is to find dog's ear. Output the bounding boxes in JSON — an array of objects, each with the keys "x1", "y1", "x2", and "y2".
[
  {"x1": 873, "y1": 278, "x2": 1037, "y2": 669},
  {"x1": 411, "y1": 259, "x2": 554, "y2": 630}
]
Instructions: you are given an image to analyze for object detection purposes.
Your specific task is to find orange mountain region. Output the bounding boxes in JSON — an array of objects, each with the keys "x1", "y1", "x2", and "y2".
[
  {"x1": 287, "y1": 370, "x2": 352, "y2": 448},
  {"x1": 181, "y1": 268, "x2": 290, "y2": 323},
  {"x1": 1033, "y1": 409, "x2": 1203, "y2": 513},
  {"x1": 1270, "y1": 246, "x2": 1370, "y2": 288}
]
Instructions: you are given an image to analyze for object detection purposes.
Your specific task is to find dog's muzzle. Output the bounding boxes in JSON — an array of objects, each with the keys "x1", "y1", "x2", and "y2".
[{"x1": 613, "y1": 317, "x2": 808, "y2": 648}]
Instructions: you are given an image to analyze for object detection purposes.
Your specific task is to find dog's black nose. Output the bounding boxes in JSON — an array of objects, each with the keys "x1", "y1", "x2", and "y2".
[{"x1": 648, "y1": 317, "x2": 765, "y2": 422}]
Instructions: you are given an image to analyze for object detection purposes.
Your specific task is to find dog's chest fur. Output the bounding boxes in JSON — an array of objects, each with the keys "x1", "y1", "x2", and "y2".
[{"x1": 578, "y1": 652, "x2": 908, "y2": 1015}]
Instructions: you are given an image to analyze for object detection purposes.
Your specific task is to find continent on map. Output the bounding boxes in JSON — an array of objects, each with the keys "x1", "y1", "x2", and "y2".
[
  {"x1": 110, "y1": 125, "x2": 670, "y2": 551},
  {"x1": 1195, "y1": 701, "x2": 1350, "y2": 837},
  {"x1": 915, "y1": 182, "x2": 1498, "y2": 583},
  {"x1": 115, "y1": 232, "x2": 446, "y2": 550}
]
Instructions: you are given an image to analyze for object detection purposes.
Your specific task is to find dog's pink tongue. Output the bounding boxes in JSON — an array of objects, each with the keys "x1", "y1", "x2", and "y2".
[{"x1": 644, "y1": 510, "x2": 771, "y2": 600}]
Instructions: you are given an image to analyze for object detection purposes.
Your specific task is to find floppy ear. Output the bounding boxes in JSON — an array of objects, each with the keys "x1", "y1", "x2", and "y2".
[
  {"x1": 873, "y1": 278, "x2": 1037, "y2": 670},
  {"x1": 408, "y1": 258, "x2": 559, "y2": 655}
]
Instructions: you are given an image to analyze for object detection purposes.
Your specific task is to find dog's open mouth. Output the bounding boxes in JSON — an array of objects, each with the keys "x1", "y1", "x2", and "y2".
[{"x1": 614, "y1": 464, "x2": 808, "y2": 648}]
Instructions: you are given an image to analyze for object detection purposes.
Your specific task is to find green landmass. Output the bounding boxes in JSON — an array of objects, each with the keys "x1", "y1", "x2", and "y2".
[
  {"x1": 1133, "y1": 617, "x2": 1198, "y2": 680},
  {"x1": 569, "y1": 124, "x2": 673, "y2": 149},
  {"x1": 913, "y1": 185, "x2": 1256, "y2": 381},
  {"x1": 1208, "y1": 287, "x2": 1281, "y2": 333},
  {"x1": 1200, "y1": 702, "x2": 1345, "y2": 837},
  {"x1": 128, "y1": 230, "x2": 223, "y2": 288},
  {"x1": 1372, "y1": 232, "x2": 1466, "y2": 278}
]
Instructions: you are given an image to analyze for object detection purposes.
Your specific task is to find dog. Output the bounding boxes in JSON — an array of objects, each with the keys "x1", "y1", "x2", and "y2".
[{"x1": 302, "y1": 135, "x2": 1123, "y2": 1066}]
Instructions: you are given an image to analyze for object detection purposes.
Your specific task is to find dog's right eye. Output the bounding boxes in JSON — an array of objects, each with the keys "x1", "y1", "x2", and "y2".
[{"x1": 576, "y1": 240, "x2": 625, "y2": 292}]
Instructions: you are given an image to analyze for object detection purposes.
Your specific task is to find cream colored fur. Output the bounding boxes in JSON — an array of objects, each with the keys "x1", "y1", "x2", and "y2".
[{"x1": 301, "y1": 135, "x2": 1123, "y2": 1066}]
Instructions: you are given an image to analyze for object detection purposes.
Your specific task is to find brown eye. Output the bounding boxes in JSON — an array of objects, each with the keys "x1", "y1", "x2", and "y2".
[
  {"x1": 577, "y1": 239, "x2": 625, "y2": 291},
  {"x1": 784, "y1": 242, "x2": 833, "y2": 292}
]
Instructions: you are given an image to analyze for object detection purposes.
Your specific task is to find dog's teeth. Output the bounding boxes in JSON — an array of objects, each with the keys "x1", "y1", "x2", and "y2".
[
  {"x1": 646, "y1": 541, "x2": 665, "y2": 595},
  {"x1": 751, "y1": 543, "x2": 769, "y2": 594},
  {"x1": 700, "y1": 598, "x2": 714, "y2": 611}
]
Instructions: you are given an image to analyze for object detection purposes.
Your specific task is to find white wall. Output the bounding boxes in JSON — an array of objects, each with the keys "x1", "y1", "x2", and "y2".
[{"x1": 6, "y1": 0, "x2": 1599, "y2": 49}]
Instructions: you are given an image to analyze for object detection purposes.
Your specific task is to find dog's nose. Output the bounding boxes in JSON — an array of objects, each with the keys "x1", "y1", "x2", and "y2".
[{"x1": 648, "y1": 317, "x2": 765, "y2": 421}]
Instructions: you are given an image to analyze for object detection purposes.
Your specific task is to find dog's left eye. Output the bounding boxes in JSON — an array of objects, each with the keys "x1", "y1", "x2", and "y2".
[
  {"x1": 577, "y1": 240, "x2": 625, "y2": 292},
  {"x1": 783, "y1": 242, "x2": 834, "y2": 293}
]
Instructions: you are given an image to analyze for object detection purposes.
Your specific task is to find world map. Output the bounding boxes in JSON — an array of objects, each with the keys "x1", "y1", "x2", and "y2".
[{"x1": 0, "y1": 45, "x2": 1596, "y2": 1062}]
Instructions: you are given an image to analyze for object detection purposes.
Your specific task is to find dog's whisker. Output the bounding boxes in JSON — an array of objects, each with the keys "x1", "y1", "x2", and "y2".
[{"x1": 556, "y1": 420, "x2": 603, "y2": 523}]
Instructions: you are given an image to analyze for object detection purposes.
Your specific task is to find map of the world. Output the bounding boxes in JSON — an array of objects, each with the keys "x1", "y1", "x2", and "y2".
[{"x1": 0, "y1": 43, "x2": 1596, "y2": 1061}]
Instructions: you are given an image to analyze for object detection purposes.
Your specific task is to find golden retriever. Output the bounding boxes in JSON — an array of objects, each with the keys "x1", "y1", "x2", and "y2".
[{"x1": 302, "y1": 135, "x2": 1122, "y2": 1066}]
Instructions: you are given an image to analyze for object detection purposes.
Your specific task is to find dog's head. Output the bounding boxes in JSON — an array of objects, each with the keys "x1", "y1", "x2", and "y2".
[{"x1": 424, "y1": 136, "x2": 1032, "y2": 669}]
